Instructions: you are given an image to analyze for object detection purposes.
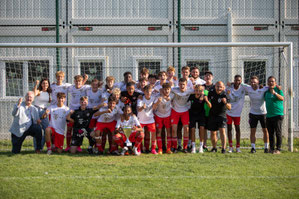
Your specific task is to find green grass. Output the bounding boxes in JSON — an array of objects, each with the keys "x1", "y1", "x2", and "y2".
[{"x1": 0, "y1": 148, "x2": 299, "y2": 199}]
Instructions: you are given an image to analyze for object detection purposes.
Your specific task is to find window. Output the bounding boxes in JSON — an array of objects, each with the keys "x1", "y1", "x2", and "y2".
[
  {"x1": 244, "y1": 61, "x2": 266, "y2": 85},
  {"x1": 6, "y1": 62, "x2": 23, "y2": 97},
  {"x1": 28, "y1": 60, "x2": 49, "y2": 91},
  {"x1": 3, "y1": 60, "x2": 50, "y2": 97},
  {"x1": 138, "y1": 60, "x2": 161, "y2": 75},
  {"x1": 186, "y1": 61, "x2": 209, "y2": 79},
  {"x1": 80, "y1": 61, "x2": 103, "y2": 84}
]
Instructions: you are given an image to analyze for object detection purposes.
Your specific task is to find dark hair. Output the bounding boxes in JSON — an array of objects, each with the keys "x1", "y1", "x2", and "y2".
[
  {"x1": 38, "y1": 78, "x2": 52, "y2": 94},
  {"x1": 144, "y1": 85, "x2": 152, "y2": 91},
  {"x1": 148, "y1": 74, "x2": 157, "y2": 79},
  {"x1": 234, "y1": 75, "x2": 242, "y2": 79},
  {"x1": 124, "y1": 71, "x2": 132, "y2": 77},
  {"x1": 179, "y1": 78, "x2": 187, "y2": 83},
  {"x1": 138, "y1": 77, "x2": 147, "y2": 82},
  {"x1": 162, "y1": 83, "x2": 171, "y2": 89},
  {"x1": 108, "y1": 96, "x2": 117, "y2": 103},
  {"x1": 267, "y1": 76, "x2": 276, "y2": 81},
  {"x1": 57, "y1": 92, "x2": 66, "y2": 99},
  {"x1": 191, "y1": 66, "x2": 199, "y2": 71},
  {"x1": 126, "y1": 82, "x2": 135, "y2": 88},
  {"x1": 250, "y1": 76, "x2": 259, "y2": 81},
  {"x1": 204, "y1": 71, "x2": 213, "y2": 76}
]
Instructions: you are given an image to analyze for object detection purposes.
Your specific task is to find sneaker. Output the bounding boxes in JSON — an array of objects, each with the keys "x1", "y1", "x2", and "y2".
[
  {"x1": 173, "y1": 149, "x2": 178, "y2": 153},
  {"x1": 111, "y1": 150, "x2": 121, "y2": 156},
  {"x1": 151, "y1": 149, "x2": 158, "y2": 155},
  {"x1": 273, "y1": 150, "x2": 281, "y2": 154},
  {"x1": 162, "y1": 146, "x2": 167, "y2": 152},
  {"x1": 228, "y1": 147, "x2": 233, "y2": 153},
  {"x1": 76, "y1": 146, "x2": 82, "y2": 152},
  {"x1": 35, "y1": 150, "x2": 41, "y2": 154},
  {"x1": 133, "y1": 147, "x2": 140, "y2": 156},
  {"x1": 221, "y1": 149, "x2": 226, "y2": 154},
  {"x1": 187, "y1": 145, "x2": 192, "y2": 152},
  {"x1": 264, "y1": 148, "x2": 269, "y2": 153},
  {"x1": 191, "y1": 147, "x2": 196, "y2": 154},
  {"x1": 158, "y1": 149, "x2": 163, "y2": 155},
  {"x1": 203, "y1": 145, "x2": 209, "y2": 152},
  {"x1": 198, "y1": 146, "x2": 204, "y2": 153},
  {"x1": 178, "y1": 145, "x2": 182, "y2": 151},
  {"x1": 87, "y1": 147, "x2": 93, "y2": 154},
  {"x1": 64, "y1": 146, "x2": 71, "y2": 152},
  {"x1": 47, "y1": 150, "x2": 52, "y2": 155},
  {"x1": 145, "y1": 150, "x2": 150, "y2": 154},
  {"x1": 211, "y1": 148, "x2": 217, "y2": 153},
  {"x1": 121, "y1": 147, "x2": 128, "y2": 156},
  {"x1": 93, "y1": 147, "x2": 98, "y2": 154},
  {"x1": 183, "y1": 149, "x2": 188, "y2": 153},
  {"x1": 166, "y1": 149, "x2": 173, "y2": 154},
  {"x1": 236, "y1": 148, "x2": 241, "y2": 153},
  {"x1": 250, "y1": 148, "x2": 256, "y2": 153}
]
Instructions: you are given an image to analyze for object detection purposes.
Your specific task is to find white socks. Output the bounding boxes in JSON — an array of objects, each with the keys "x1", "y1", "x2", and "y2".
[{"x1": 251, "y1": 143, "x2": 255, "y2": 149}]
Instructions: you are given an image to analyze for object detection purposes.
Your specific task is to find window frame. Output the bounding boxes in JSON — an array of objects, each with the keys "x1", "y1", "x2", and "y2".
[
  {"x1": 74, "y1": 56, "x2": 108, "y2": 82},
  {"x1": 0, "y1": 57, "x2": 54, "y2": 99},
  {"x1": 133, "y1": 56, "x2": 166, "y2": 80},
  {"x1": 183, "y1": 56, "x2": 215, "y2": 79}
]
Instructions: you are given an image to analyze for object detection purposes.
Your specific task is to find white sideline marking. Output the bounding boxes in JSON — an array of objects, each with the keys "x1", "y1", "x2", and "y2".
[{"x1": 1, "y1": 175, "x2": 298, "y2": 181}]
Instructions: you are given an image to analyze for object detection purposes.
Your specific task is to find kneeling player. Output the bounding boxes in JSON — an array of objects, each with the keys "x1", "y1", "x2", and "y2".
[
  {"x1": 208, "y1": 81, "x2": 231, "y2": 153},
  {"x1": 114, "y1": 105, "x2": 144, "y2": 155},
  {"x1": 44, "y1": 93, "x2": 70, "y2": 154},
  {"x1": 92, "y1": 96, "x2": 123, "y2": 154},
  {"x1": 188, "y1": 85, "x2": 211, "y2": 153},
  {"x1": 67, "y1": 96, "x2": 98, "y2": 154}
]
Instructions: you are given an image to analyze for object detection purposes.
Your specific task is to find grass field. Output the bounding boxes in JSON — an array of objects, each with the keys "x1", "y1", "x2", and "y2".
[{"x1": 1, "y1": 143, "x2": 299, "y2": 199}]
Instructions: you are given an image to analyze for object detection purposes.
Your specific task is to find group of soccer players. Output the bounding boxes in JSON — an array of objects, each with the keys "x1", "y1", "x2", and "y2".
[{"x1": 31, "y1": 65, "x2": 284, "y2": 156}]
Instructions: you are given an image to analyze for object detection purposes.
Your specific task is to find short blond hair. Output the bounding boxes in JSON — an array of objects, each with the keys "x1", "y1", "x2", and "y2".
[
  {"x1": 55, "y1": 71, "x2": 65, "y2": 77},
  {"x1": 112, "y1": 88, "x2": 121, "y2": 95},
  {"x1": 167, "y1": 66, "x2": 175, "y2": 72}
]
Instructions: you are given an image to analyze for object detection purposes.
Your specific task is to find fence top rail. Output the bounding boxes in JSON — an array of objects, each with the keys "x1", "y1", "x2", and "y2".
[{"x1": 0, "y1": 42, "x2": 292, "y2": 48}]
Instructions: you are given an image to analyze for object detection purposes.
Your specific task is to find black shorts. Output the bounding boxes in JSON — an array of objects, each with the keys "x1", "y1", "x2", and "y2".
[
  {"x1": 249, "y1": 113, "x2": 266, "y2": 128},
  {"x1": 189, "y1": 113, "x2": 206, "y2": 129},
  {"x1": 208, "y1": 116, "x2": 226, "y2": 131},
  {"x1": 71, "y1": 128, "x2": 93, "y2": 146},
  {"x1": 204, "y1": 116, "x2": 209, "y2": 129}
]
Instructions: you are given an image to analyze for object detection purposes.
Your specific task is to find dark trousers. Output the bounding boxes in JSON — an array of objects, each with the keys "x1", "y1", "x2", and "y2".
[
  {"x1": 11, "y1": 124, "x2": 42, "y2": 154},
  {"x1": 266, "y1": 115, "x2": 284, "y2": 151}
]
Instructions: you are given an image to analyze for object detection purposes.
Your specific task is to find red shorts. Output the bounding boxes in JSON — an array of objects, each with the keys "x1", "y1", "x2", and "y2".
[
  {"x1": 88, "y1": 118, "x2": 97, "y2": 129},
  {"x1": 155, "y1": 115, "x2": 171, "y2": 129},
  {"x1": 95, "y1": 121, "x2": 117, "y2": 133},
  {"x1": 67, "y1": 121, "x2": 74, "y2": 127},
  {"x1": 140, "y1": 123, "x2": 156, "y2": 132},
  {"x1": 49, "y1": 127, "x2": 64, "y2": 150},
  {"x1": 171, "y1": 109, "x2": 189, "y2": 126},
  {"x1": 226, "y1": 114, "x2": 241, "y2": 125}
]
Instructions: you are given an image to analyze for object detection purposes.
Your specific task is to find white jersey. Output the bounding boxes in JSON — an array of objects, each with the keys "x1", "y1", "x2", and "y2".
[
  {"x1": 50, "y1": 83, "x2": 72, "y2": 105},
  {"x1": 154, "y1": 94, "x2": 174, "y2": 118},
  {"x1": 171, "y1": 87, "x2": 193, "y2": 113},
  {"x1": 87, "y1": 89, "x2": 102, "y2": 108},
  {"x1": 68, "y1": 85, "x2": 90, "y2": 110},
  {"x1": 194, "y1": 78, "x2": 206, "y2": 85},
  {"x1": 116, "y1": 115, "x2": 141, "y2": 129},
  {"x1": 137, "y1": 95, "x2": 156, "y2": 124},
  {"x1": 242, "y1": 84, "x2": 268, "y2": 115},
  {"x1": 47, "y1": 105, "x2": 70, "y2": 135},
  {"x1": 115, "y1": 81, "x2": 128, "y2": 92},
  {"x1": 187, "y1": 79, "x2": 194, "y2": 90},
  {"x1": 226, "y1": 85, "x2": 246, "y2": 117},
  {"x1": 97, "y1": 106, "x2": 123, "y2": 123}
]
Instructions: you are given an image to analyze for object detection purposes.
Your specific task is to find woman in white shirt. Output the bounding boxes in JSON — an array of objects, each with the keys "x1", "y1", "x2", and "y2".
[{"x1": 33, "y1": 78, "x2": 52, "y2": 150}]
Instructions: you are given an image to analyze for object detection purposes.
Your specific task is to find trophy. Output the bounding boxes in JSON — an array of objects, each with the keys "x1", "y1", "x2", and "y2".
[{"x1": 122, "y1": 126, "x2": 132, "y2": 147}]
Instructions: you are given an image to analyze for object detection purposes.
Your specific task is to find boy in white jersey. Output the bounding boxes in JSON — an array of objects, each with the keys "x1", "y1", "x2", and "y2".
[
  {"x1": 137, "y1": 85, "x2": 159, "y2": 154},
  {"x1": 93, "y1": 96, "x2": 123, "y2": 154},
  {"x1": 226, "y1": 75, "x2": 246, "y2": 153},
  {"x1": 171, "y1": 78, "x2": 193, "y2": 153},
  {"x1": 135, "y1": 77, "x2": 147, "y2": 94},
  {"x1": 167, "y1": 66, "x2": 178, "y2": 87},
  {"x1": 44, "y1": 93, "x2": 70, "y2": 154},
  {"x1": 87, "y1": 79, "x2": 103, "y2": 129},
  {"x1": 115, "y1": 71, "x2": 135, "y2": 92},
  {"x1": 154, "y1": 83, "x2": 174, "y2": 154},
  {"x1": 153, "y1": 71, "x2": 168, "y2": 95},
  {"x1": 50, "y1": 71, "x2": 72, "y2": 106},
  {"x1": 65, "y1": 75, "x2": 90, "y2": 152},
  {"x1": 114, "y1": 105, "x2": 144, "y2": 156},
  {"x1": 241, "y1": 76, "x2": 269, "y2": 153}
]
